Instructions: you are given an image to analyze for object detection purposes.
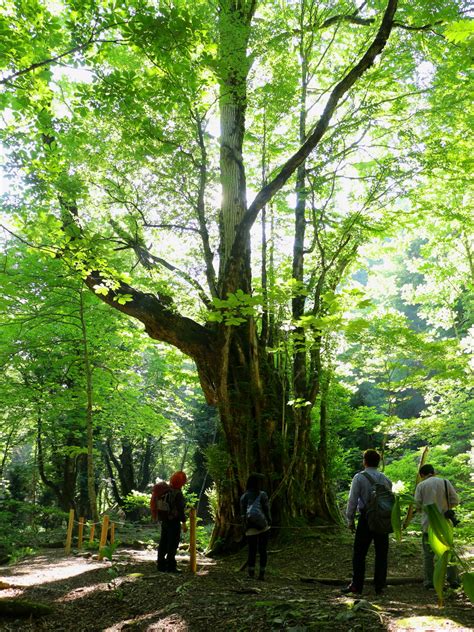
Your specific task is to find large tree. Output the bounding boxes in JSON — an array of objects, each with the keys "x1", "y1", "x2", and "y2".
[{"x1": 1, "y1": 0, "x2": 470, "y2": 544}]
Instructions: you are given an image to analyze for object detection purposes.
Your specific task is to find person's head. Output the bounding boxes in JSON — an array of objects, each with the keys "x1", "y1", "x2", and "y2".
[
  {"x1": 169, "y1": 471, "x2": 187, "y2": 489},
  {"x1": 246, "y1": 472, "x2": 265, "y2": 492},
  {"x1": 419, "y1": 464, "x2": 435, "y2": 479},
  {"x1": 363, "y1": 449, "x2": 381, "y2": 468}
]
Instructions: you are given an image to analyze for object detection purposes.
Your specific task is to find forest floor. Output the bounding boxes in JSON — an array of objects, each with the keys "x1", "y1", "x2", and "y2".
[{"x1": 0, "y1": 526, "x2": 472, "y2": 632}]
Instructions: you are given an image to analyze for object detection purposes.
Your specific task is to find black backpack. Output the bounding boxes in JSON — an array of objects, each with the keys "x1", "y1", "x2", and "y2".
[
  {"x1": 246, "y1": 492, "x2": 268, "y2": 530},
  {"x1": 362, "y1": 471, "x2": 394, "y2": 534}
]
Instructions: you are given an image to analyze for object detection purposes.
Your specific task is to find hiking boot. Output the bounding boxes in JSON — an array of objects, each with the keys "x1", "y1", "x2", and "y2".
[
  {"x1": 258, "y1": 570, "x2": 265, "y2": 581},
  {"x1": 248, "y1": 567, "x2": 255, "y2": 579},
  {"x1": 168, "y1": 568, "x2": 182, "y2": 574},
  {"x1": 341, "y1": 584, "x2": 362, "y2": 595}
]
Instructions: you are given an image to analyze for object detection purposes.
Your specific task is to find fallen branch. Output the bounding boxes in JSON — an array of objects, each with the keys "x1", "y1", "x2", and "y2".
[{"x1": 300, "y1": 576, "x2": 423, "y2": 585}]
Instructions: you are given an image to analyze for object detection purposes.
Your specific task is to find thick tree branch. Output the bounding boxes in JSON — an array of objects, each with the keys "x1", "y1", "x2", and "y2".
[
  {"x1": 53, "y1": 189, "x2": 219, "y2": 403},
  {"x1": 83, "y1": 270, "x2": 210, "y2": 352},
  {"x1": 83, "y1": 271, "x2": 218, "y2": 403},
  {"x1": 321, "y1": 14, "x2": 443, "y2": 31}
]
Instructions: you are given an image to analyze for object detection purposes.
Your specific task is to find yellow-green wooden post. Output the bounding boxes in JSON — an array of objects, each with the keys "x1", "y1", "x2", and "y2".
[
  {"x1": 65, "y1": 509, "x2": 75, "y2": 554},
  {"x1": 77, "y1": 517, "x2": 85, "y2": 549},
  {"x1": 98, "y1": 515, "x2": 110, "y2": 561}
]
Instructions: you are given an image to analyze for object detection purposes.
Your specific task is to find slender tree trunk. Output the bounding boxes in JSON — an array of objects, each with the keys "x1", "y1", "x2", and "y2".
[
  {"x1": 0, "y1": 428, "x2": 15, "y2": 479},
  {"x1": 138, "y1": 435, "x2": 154, "y2": 491},
  {"x1": 79, "y1": 288, "x2": 99, "y2": 522},
  {"x1": 76, "y1": 454, "x2": 90, "y2": 518},
  {"x1": 36, "y1": 411, "x2": 77, "y2": 512},
  {"x1": 316, "y1": 368, "x2": 340, "y2": 521},
  {"x1": 103, "y1": 443, "x2": 123, "y2": 507}
]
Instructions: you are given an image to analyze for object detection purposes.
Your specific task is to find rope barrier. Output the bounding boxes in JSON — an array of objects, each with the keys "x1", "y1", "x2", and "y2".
[
  {"x1": 70, "y1": 517, "x2": 337, "y2": 530},
  {"x1": 224, "y1": 523, "x2": 336, "y2": 529}
]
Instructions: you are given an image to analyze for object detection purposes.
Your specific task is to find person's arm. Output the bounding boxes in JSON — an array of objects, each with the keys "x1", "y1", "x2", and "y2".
[
  {"x1": 346, "y1": 475, "x2": 360, "y2": 529},
  {"x1": 175, "y1": 491, "x2": 187, "y2": 528}
]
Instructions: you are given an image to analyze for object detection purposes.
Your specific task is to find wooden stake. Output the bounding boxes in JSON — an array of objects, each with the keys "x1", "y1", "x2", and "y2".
[
  {"x1": 98, "y1": 515, "x2": 110, "y2": 561},
  {"x1": 89, "y1": 522, "x2": 95, "y2": 543},
  {"x1": 189, "y1": 508, "x2": 197, "y2": 574},
  {"x1": 65, "y1": 509, "x2": 75, "y2": 554},
  {"x1": 110, "y1": 522, "x2": 115, "y2": 545},
  {"x1": 77, "y1": 517, "x2": 85, "y2": 549}
]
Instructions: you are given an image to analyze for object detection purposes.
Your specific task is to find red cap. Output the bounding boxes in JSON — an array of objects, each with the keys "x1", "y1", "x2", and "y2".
[{"x1": 169, "y1": 471, "x2": 187, "y2": 489}]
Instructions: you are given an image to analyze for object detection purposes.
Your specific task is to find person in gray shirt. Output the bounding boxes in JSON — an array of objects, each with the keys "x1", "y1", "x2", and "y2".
[{"x1": 343, "y1": 449, "x2": 392, "y2": 596}]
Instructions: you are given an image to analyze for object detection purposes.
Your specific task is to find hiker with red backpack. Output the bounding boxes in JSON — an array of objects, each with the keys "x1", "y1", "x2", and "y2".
[
  {"x1": 151, "y1": 471, "x2": 188, "y2": 573},
  {"x1": 343, "y1": 449, "x2": 393, "y2": 596}
]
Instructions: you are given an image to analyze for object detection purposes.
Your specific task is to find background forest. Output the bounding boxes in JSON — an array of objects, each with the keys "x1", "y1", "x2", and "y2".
[
  {"x1": 1, "y1": 222, "x2": 472, "y2": 560},
  {"x1": 0, "y1": 0, "x2": 473, "y2": 564}
]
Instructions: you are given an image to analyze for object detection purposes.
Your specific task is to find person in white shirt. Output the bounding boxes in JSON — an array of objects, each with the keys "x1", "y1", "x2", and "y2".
[{"x1": 414, "y1": 464, "x2": 460, "y2": 589}]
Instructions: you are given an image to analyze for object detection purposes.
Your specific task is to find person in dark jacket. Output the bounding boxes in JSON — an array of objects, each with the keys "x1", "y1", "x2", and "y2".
[
  {"x1": 157, "y1": 471, "x2": 187, "y2": 573},
  {"x1": 240, "y1": 473, "x2": 271, "y2": 580},
  {"x1": 343, "y1": 449, "x2": 392, "y2": 596}
]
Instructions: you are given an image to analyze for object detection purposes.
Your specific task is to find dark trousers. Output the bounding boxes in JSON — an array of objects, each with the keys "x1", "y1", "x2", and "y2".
[
  {"x1": 247, "y1": 530, "x2": 269, "y2": 570},
  {"x1": 157, "y1": 519, "x2": 181, "y2": 571},
  {"x1": 352, "y1": 513, "x2": 388, "y2": 592}
]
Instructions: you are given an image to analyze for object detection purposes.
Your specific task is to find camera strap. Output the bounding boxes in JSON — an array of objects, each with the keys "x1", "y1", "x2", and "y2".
[{"x1": 444, "y1": 479, "x2": 450, "y2": 510}]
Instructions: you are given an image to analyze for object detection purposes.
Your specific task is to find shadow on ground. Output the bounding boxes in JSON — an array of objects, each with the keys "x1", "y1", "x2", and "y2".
[{"x1": 0, "y1": 529, "x2": 472, "y2": 631}]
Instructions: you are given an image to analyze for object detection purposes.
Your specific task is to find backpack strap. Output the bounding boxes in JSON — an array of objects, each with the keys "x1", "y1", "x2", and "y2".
[
  {"x1": 361, "y1": 471, "x2": 376, "y2": 486},
  {"x1": 361, "y1": 470, "x2": 391, "y2": 490}
]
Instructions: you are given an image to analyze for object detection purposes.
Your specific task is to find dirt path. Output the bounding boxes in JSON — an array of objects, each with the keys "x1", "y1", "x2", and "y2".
[{"x1": 0, "y1": 530, "x2": 472, "y2": 631}]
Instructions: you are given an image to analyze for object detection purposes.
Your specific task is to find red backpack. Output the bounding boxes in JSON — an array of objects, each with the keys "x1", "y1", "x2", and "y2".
[{"x1": 150, "y1": 482, "x2": 173, "y2": 522}]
